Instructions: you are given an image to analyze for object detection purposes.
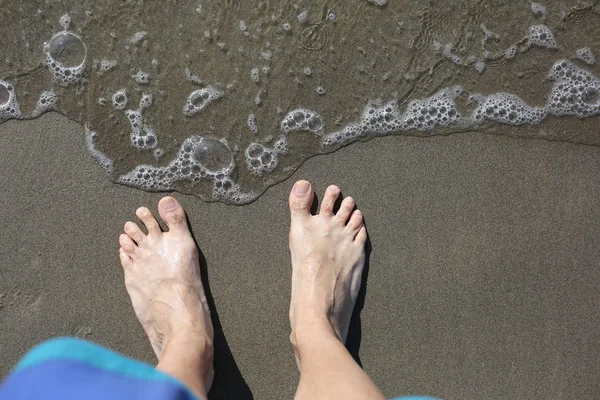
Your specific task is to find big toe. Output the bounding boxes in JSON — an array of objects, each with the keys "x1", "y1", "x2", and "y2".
[
  {"x1": 289, "y1": 180, "x2": 314, "y2": 220},
  {"x1": 158, "y1": 196, "x2": 189, "y2": 232}
]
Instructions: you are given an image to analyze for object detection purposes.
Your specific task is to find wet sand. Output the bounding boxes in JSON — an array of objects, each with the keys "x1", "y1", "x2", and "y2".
[{"x1": 1, "y1": 112, "x2": 600, "y2": 399}]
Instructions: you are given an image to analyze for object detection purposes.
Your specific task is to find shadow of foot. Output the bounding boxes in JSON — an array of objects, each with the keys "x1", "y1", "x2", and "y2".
[
  {"x1": 187, "y1": 216, "x2": 254, "y2": 400},
  {"x1": 345, "y1": 225, "x2": 372, "y2": 368}
]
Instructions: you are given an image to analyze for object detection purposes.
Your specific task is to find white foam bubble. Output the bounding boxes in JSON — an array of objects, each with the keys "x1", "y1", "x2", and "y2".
[
  {"x1": 251, "y1": 67, "x2": 260, "y2": 82},
  {"x1": 59, "y1": 13, "x2": 71, "y2": 30},
  {"x1": 247, "y1": 113, "x2": 259, "y2": 135},
  {"x1": 442, "y1": 43, "x2": 463, "y2": 65},
  {"x1": 273, "y1": 135, "x2": 289, "y2": 155},
  {"x1": 124, "y1": 95, "x2": 159, "y2": 150},
  {"x1": 470, "y1": 93, "x2": 547, "y2": 125},
  {"x1": 475, "y1": 60, "x2": 486, "y2": 74},
  {"x1": 183, "y1": 86, "x2": 223, "y2": 116},
  {"x1": 99, "y1": 59, "x2": 117, "y2": 73},
  {"x1": 0, "y1": 80, "x2": 21, "y2": 120},
  {"x1": 131, "y1": 70, "x2": 149, "y2": 84},
  {"x1": 185, "y1": 68, "x2": 202, "y2": 84},
  {"x1": 33, "y1": 90, "x2": 58, "y2": 117},
  {"x1": 119, "y1": 136, "x2": 255, "y2": 204},
  {"x1": 245, "y1": 142, "x2": 279, "y2": 176},
  {"x1": 129, "y1": 31, "x2": 147, "y2": 44},
  {"x1": 85, "y1": 126, "x2": 114, "y2": 175},
  {"x1": 505, "y1": 45, "x2": 518, "y2": 60},
  {"x1": 575, "y1": 47, "x2": 596, "y2": 66},
  {"x1": 43, "y1": 30, "x2": 87, "y2": 86},
  {"x1": 112, "y1": 89, "x2": 128, "y2": 110},
  {"x1": 531, "y1": 2, "x2": 547, "y2": 19},
  {"x1": 366, "y1": 0, "x2": 388, "y2": 6},
  {"x1": 297, "y1": 11, "x2": 308, "y2": 23},
  {"x1": 281, "y1": 109, "x2": 324, "y2": 135},
  {"x1": 527, "y1": 24, "x2": 557, "y2": 49},
  {"x1": 546, "y1": 59, "x2": 600, "y2": 117},
  {"x1": 322, "y1": 86, "x2": 463, "y2": 147}
]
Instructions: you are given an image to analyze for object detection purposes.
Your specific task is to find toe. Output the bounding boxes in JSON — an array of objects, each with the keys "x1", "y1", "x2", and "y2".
[
  {"x1": 158, "y1": 196, "x2": 189, "y2": 232},
  {"x1": 136, "y1": 207, "x2": 161, "y2": 234},
  {"x1": 319, "y1": 185, "x2": 340, "y2": 217},
  {"x1": 335, "y1": 196, "x2": 355, "y2": 224},
  {"x1": 124, "y1": 221, "x2": 145, "y2": 244},
  {"x1": 289, "y1": 180, "x2": 314, "y2": 220},
  {"x1": 119, "y1": 233, "x2": 137, "y2": 255},
  {"x1": 355, "y1": 225, "x2": 367, "y2": 244},
  {"x1": 119, "y1": 247, "x2": 133, "y2": 269},
  {"x1": 346, "y1": 209, "x2": 364, "y2": 232}
]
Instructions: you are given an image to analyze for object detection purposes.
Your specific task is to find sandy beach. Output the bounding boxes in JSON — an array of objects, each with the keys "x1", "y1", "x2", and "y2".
[{"x1": 1, "y1": 112, "x2": 599, "y2": 399}]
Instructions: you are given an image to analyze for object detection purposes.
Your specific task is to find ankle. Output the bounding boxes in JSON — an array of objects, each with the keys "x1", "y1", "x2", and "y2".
[
  {"x1": 291, "y1": 314, "x2": 340, "y2": 354},
  {"x1": 157, "y1": 334, "x2": 213, "y2": 399}
]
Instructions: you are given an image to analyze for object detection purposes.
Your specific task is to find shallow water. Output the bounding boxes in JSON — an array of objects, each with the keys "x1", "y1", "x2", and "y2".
[{"x1": 1, "y1": 0, "x2": 599, "y2": 204}]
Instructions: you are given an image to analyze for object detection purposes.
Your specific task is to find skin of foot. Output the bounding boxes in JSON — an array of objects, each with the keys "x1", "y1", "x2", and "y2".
[
  {"x1": 118, "y1": 196, "x2": 214, "y2": 399},
  {"x1": 288, "y1": 180, "x2": 367, "y2": 360}
]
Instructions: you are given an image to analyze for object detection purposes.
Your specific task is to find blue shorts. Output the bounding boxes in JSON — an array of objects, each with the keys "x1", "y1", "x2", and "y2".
[{"x1": 0, "y1": 337, "x2": 439, "y2": 400}]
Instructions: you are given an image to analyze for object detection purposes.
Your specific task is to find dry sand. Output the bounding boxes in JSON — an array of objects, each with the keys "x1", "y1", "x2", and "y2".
[{"x1": 1, "y1": 112, "x2": 599, "y2": 399}]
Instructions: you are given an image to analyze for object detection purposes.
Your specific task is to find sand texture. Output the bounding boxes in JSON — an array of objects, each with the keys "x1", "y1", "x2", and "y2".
[{"x1": 1, "y1": 113, "x2": 600, "y2": 399}]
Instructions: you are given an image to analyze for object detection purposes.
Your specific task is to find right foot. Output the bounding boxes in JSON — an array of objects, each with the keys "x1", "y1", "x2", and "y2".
[
  {"x1": 288, "y1": 180, "x2": 367, "y2": 362},
  {"x1": 119, "y1": 196, "x2": 214, "y2": 396}
]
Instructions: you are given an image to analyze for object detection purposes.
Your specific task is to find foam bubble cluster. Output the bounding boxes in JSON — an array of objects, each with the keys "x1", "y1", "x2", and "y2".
[
  {"x1": 575, "y1": 47, "x2": 596, "y2": 66},
  {"x1": 43, "y1": 31, "x2": 87, "y2": 86},
  {"x1": 366, "y1": 0, "x2": 388, "y2": 6},
  {"x1": 85, "y1": 126, "x2": 114, "y2": 175},
  {"x1": 530, "y1": 2, "x2": 547, "y2": 19},
  {"x1": 124, "y1": 94, "x2": 158, "y2": 150},
  {"x1": 527, "y1": 24, "x2": 557, "y2": 49},
  {"x1": 247, "y1": 113, "x2": 258, "y2": 135},
  {"x1": 99, "y1": 59, "x2": 117, "y2": 73},
  {"x1": 128, "y1": 31, "x2": 147, "y2": 44},
  {"x1": 245, "y1": 143, "x2": 279, "y2": 175},
  {"x1": 281, "y1": 109, "x2": 324, "y2": 135},
  {"x1": 251, "y1": 67, "x2": 260, "y2": 82},
  {"x1": 183, "y1": 86, "x2": 223, "y2": 116},
  {"x1": 0, "y1": 80, "x2": 21, "y2": 120},
  {"x1": 401, "y1": 86, "x2": 463, "y2": 130},
  {"x1": 112, "y1": 89, "x2": 128, "y2": 110},
  {"x1": 33, "y1": 90, "x2": 58, "y2": 117},
  {"x1": 119, "y1": 136, "x2": 255, "y2": 204},
  {"x1": 322, "y1": 86, "x2": 463, "y2": 147},
  {"x1": 546, "y1": 60, "x2": 600, "y2": 117},
  {"x1": 131, "y1": 70, "x2": 149, "y2": 84},
  {"x1": 470, "y1": 93, "x2": 546, "y2": 125}
]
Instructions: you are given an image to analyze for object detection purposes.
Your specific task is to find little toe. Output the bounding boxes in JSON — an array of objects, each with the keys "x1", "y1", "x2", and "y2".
[
  {"x1": 158, "y1": 196, "x2": 189, "y2": 232},
  {"x1": 124, "y1": 221, "x2": 145, "y2": 244},
  {"x1": 346, "y1": 209, "x2": 364, "y2": 232},
  {"x1": 119, "y1": 248, "x2": 133, "y2": 269},
  {"x1": 119, "y1": 233, "x2": 137, "y2": 255},
  {"x1": 289, "y1": 180, "x2": 314, "y2": 221},
  {"x1": 136, "y1": 207, "x2": 161, "y2": 234},
  {"x1": 335, "y1": 196, "x2": 355, "y2": 224},
  {"x1": 319, "y1": 185, "x2": 340, "y2": 217}
]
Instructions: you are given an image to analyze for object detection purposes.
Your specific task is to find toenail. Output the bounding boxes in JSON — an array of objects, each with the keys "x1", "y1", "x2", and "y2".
[
  {"x1": 162, "y1": 197, "x2": 176, "y2": 210},
  {"x1": 294, "y1": 181, "x2": 310, "y2": 194}
]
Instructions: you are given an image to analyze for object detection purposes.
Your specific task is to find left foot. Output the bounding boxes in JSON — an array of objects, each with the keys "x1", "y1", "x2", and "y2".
[{"x1": 119, "y1": 196, "x2": 214, "y2": 396}]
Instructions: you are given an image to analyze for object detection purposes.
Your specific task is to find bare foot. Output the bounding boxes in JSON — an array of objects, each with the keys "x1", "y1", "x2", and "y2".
[
  {"x1": 288, "y1": 180, "x2": 367, "y2": 361},
  {"x1": 119, "y1": 196, "x2": 214, "y2": 397}
]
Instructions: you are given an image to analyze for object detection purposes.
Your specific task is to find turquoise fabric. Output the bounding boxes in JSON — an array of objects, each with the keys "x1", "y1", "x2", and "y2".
[{"x1": 12, "y1": 337, "x2": 199, "y2": 400}]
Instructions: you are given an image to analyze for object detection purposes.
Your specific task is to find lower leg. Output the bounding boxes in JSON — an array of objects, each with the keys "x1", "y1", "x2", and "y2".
[
  {"x1": 288, "y1": 181, "x2": 385, "y2": 400},
  {"x1": 119, "y1": 196, "x2": 214, "y2": 399}
]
